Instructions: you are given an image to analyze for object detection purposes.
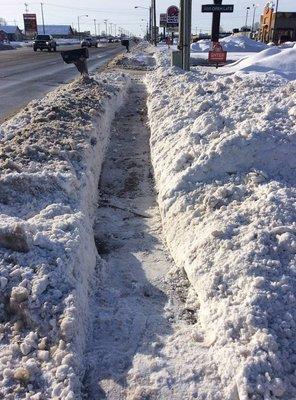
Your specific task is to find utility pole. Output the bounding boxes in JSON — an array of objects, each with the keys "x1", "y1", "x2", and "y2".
[
  {"x1": 149, "y1": 6, "x2": 152, "y2": 43},
  {"x1": 183, "y1": 0, "x2": 192, "y2": 71},
  {"x1": 40, "y1": 3, "x2": 45, "y2": 34},
  {"x1": 152, "y1": 0, "x2": 157, "y2": 46},
  {"x1": 94, "y1": 19, "x2": 97, "y2": 36}
]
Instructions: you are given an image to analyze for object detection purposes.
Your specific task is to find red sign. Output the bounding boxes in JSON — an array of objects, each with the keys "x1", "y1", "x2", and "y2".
[
  {"x1": 23, "y1": 14, "x2": 37, "y2": 35},
  {"x1": 208, "y1": 42, "x2": 227, "y2": 64},
  {"x1": 167, "y1": 6, "x2": 179, "y2": 30}
]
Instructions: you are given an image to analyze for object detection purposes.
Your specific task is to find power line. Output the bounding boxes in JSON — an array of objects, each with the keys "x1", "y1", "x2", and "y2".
[{"x1": 22, "y1": 1, "x2": 143, "y2": 16}]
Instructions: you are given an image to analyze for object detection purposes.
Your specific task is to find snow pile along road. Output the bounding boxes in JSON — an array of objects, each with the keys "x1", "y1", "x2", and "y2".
[
  {"x1": 111, "y1": 41, "x2": 155, "y2": 71},
  {"x1": 146, "y1": 52, "x2": 296, "y2": 399},
  {"x1": 0, "y1": 73, "x2": 130, "y2": 399},
  {"x1": 191, "y1": 35, "x2": 269, "y2": 53},
  {"x1": 222, "y1": 45, "x2": 296, "y2": 80}
]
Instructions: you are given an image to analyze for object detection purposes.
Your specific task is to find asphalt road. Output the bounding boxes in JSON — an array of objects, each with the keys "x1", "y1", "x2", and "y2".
[{"x1": 0, "y1": 44, "x2": 123, "y2": 123}]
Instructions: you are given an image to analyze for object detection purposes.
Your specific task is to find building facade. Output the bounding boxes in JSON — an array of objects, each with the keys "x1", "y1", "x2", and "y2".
[
  {"x1": 37, "y1": 25, "x2": 74, "y2": 38},
  {"x1": 259, "y1": 3, "x2": 296, "y2": 43},
  {"x1": 0, "y1": 26, "x2": 24, "y2": 41}
]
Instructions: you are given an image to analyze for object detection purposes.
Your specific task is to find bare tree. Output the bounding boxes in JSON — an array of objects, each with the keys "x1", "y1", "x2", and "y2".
[{"x1": 0, "y1": 18, "x2": 7, "y2": 26}]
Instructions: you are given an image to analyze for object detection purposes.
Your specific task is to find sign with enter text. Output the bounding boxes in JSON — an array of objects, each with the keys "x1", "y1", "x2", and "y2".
[{"x1": 208, "y1": 42, "x2": 227, "y2": 64}]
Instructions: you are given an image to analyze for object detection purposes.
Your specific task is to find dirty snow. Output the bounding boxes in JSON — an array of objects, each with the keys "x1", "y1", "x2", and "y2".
[
  {"x1": 0, "y1": 72, "x2": 130, "y2": 398},
  {"x1": 110, "y1": 42, "x2": 156, "y2": 71},
  {"x1": 146, "y1": 49, "x2": 296, "y2": 399}
]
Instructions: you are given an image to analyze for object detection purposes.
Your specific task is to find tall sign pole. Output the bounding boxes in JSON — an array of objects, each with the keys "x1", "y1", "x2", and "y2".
[
  {"x1": 202, "y1": 1, "x2": 234, "y2": 43},
  {"x1": 202, "y1": 1, "x2": 234, "y2": 66},
  {"x1": 183, "y1": 0, "x2": 192, "y2": 71},
  {"x1": 211, "y1": 0, "x2": 222, "y2": 42},
  {"x1": 179, "y1": 0, "x2": 184, "y2": 60}
]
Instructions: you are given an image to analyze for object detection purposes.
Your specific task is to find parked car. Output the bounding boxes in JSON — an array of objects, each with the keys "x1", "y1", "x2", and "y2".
[
  {"x1": 81, "y1": 37, "x2": 97, "y2": 47},
  {"x1": 33, "y1": 35, "x2": 57, "y2": 52}
]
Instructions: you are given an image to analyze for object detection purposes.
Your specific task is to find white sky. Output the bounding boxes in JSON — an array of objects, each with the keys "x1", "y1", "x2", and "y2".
[{"x1": 0, "y1": 0, "x2": 295, "y2": 36}]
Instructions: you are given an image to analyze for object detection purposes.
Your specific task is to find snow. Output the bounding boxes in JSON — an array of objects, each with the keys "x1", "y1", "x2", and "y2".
[
  {"x1": 219, "y1": 46, "x2": 296, "y2": 80},
  {"x1": 191, "y1": 35, "x2": 269, "y2": 53},
  {"x1": 145, "y1": 48, "x2": 296, "y2": 399},
  {"x1": 55, "y1": 39, "x2": 80, "y2": 46},
  {"x1": 0, "y1": 72, "x2": 130, "y2": 398}
]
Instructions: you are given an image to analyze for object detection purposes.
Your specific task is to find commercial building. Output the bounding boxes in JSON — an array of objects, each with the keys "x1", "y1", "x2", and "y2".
[
  {"x1": 37, "y1": 25, "x2": 74, "y2": 38},
  {"x1": 0, "y1": 25, "x2": 24, "y2": 41},
  {"x1": 259, "y1": 3, "x2": 296, "y2": 43}
]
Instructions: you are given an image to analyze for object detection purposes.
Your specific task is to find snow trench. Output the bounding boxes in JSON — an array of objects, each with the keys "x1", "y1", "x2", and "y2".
[
  {"x1": 146, "y1": 58, "x2": 296, "y2": 399},
  {"x1": 0, "y1": 73, "x2": 130, "y2": 399}
]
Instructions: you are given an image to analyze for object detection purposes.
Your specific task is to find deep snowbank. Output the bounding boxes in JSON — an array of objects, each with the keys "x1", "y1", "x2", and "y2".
[
  {"x1": 222, "y1": 45, "x2": 296, "y2": 80},
  {"x1": 146, "y1": 53, "x2": 296, "y2": 399},
  {"x1": 191, "y1": 35, "x2": 268, "y2": 53},
  {"x1": 0, "y1": 73, "x2": 130, "y2": 398}
]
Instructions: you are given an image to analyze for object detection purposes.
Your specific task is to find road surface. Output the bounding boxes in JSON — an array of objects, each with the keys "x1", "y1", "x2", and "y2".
[{"x1": 0, "y1": 44, "x2": 123, "y2": 123}]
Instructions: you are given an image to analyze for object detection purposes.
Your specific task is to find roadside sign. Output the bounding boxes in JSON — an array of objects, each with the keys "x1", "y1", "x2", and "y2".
[
  {"x1": 208, "y1": 42, "x2": 227, "y2": 64},
  {"x1": 160, "y1": 13, "x2": 167, "y2": 28},
  {"x1": 23, "y1": 14, "x2": 37, "y2": 36},
  {"x1": 202, "y1": 4, "x2": 234, "y2": 13},
  {"x1": 167, "y1": 6, "x2": 179, "y2": 31}
]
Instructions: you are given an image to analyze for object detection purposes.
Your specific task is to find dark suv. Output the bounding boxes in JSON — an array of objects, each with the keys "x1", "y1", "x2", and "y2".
[{"x1": 33, "y1": 35, "x2": 57, "y2": 52}]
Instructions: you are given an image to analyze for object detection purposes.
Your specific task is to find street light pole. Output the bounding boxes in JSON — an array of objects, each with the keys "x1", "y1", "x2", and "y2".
[
  {"x1": 77, "y1": 14, "x2": 88, "y2": 37},
  {"x1": 94, "y1": 19, "x2": 97, "y2": 36},
  {"x1": 142, "y1": 19, "x2": 149, "y2": 39},
  {"x1": 245, "y1": 6, "x2": 250, "y2": 31},
  {"x1": 152, "y1": 0, "x2": 157, "y2": 46},
  {"x1": 104, "y1": 19, "x2": 108, "y2": 36},
  {"x1": 251, "y1": 4, "x2": 256, "y2": 35},
  {"x1": 135, "y1": 6, "x2": 151, "y2": 42},
  {"x1": 40, "y1": 3, "x2": 45, "y2": 34}
]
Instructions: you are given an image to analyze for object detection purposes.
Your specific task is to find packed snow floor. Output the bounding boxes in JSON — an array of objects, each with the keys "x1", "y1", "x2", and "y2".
[
  {"x1": 82, "y1": 75, "x2": 219, "y2": 400},
  {"x1": 145, "y1": 49, "x2": 296, "y2": 399}
]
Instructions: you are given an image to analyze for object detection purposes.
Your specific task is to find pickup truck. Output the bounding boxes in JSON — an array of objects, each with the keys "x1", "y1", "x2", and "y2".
[{"x1": 33, "y1": 35, "x2": 57, "y2": 52}]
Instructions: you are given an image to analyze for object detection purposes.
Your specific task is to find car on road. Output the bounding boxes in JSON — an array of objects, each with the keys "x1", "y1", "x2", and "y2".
[
  {"x1": 81, "y1": 37, "x2": 98, "y2": 48},
  {"x1": 33, "y1": 35, "x2": 57, "y2": 52}
]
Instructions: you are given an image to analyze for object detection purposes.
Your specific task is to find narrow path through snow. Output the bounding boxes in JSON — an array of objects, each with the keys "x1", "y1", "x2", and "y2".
[{"x1": 81, "y1": 75, "x2": 221, "y2": 400}]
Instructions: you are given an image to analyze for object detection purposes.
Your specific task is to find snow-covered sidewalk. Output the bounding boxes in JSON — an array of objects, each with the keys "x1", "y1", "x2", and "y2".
[
  {"x1": 145, "y1": 50, "x2": 296, "y2": 399},
  {"x1": 0, "y1": 73, "x2": 130, "y2": 398},
  {"x1": 82, "y1": 75, "x2": 221, "y2": 400}
]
